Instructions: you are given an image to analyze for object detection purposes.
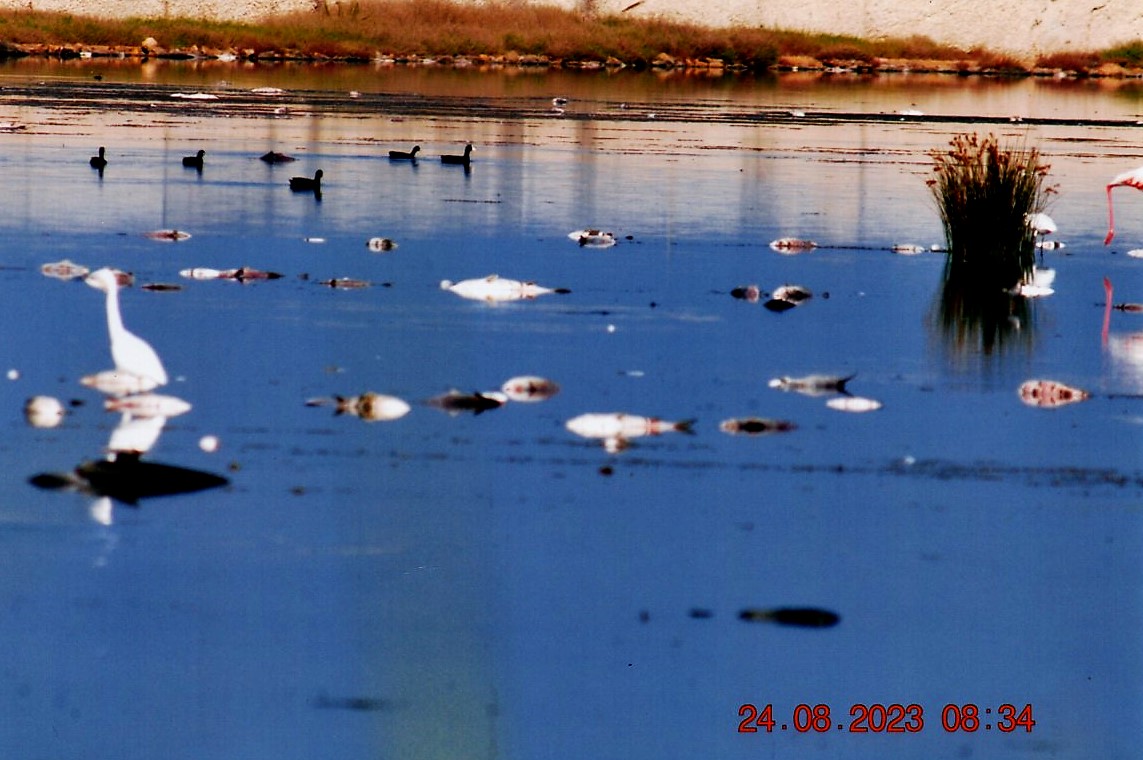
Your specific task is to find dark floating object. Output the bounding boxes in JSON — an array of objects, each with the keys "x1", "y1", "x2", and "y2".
[
  {"x1": 763, "y1": 298, "x2": 797, "y2": 313},
  {"x1": 719, "y1": 417, "x2": 797, "y2": 436},
  {"x1": 182, "y1": 149, "x2": 205, "y2": 169},
  {"x1": 441, "y1": 143, "x2": 473, "y2": 166},
  {"x1": 730, "y1": 284, "x2": 761, "y2": 302},
  {"x1": 289, "y1": 169, "x2": 323, "y2": 192},
  {"x1": 427, "y1": 389, "x2": 508, "y2": 416},
  {"x1": 30, "y1": 456, "x2": 229, "y2": 506},
  {"x1": 260, "y1": 150, "x2": 296, "y2": 163},
  {"x1": 688, "y1": 608, "x2": 715, "y2": 619},
  {"x1": 739, "y1": 607, "x2": 840, "y2": 628},
  {"x1": 318, "y1": 277, "x2": 371, "y2": 289},
  {"x1": 310, "y1": 694, "x2": 391, "y2": 712},
  {"x1": 388, "y1": 145, "x2": 420, "y2": 160},
  {"x1": 140, "y1": 283, "x2": 183, "y2": 292},
  {"x1": 89, "y1": 146, "x2": 107, "y2": 169}
]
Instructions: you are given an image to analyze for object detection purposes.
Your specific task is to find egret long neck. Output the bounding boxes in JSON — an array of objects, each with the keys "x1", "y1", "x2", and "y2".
[{"x1": 104, "y1": 285, "x2": 125, "y2": 338}]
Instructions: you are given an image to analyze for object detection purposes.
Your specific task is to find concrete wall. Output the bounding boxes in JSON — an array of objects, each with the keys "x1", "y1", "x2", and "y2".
[{"x1": 12, "y1": 0, "x2": 1143, "y2": 56}]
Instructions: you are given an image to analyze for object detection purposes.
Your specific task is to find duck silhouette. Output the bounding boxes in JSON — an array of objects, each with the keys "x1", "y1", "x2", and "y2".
[
  {"x1": 388, "y1": 145, "x2": 420, "y2": 160},
  {"x1": 89, "y1": 146, "x2": 107, "y2": 170},
  {"x1": 441, "y1": 144, "x2": 473, "y2": 166},
  {"x1": 289, "y1": 169, "x2": 323, "y2": 193},
  {"x1": 182, "y1": 149, "x2": 205, "y2": 170}
]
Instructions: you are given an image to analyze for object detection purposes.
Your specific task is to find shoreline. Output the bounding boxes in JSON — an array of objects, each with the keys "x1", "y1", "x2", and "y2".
[{"x1": 4, "y1": 42, "x2": 1143, "y2": 80}]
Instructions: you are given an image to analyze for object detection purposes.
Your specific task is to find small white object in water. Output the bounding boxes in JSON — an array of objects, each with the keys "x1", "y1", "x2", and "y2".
[
  {"x1": 500, "y1": 375, "x2": 560, "y2": 403},
  {"x1": 769, "y1": 237, "x2": 818, "y2": 253},
  {"x1": 199, "y1": 435, "x2": 221, "y2": 453},
  {"x1": 440, "y1": 274, "x2": 568, "y2": 303},
  {"x1": 568, "y1": 229, "x2": 616, "y2": 248},
  {"x1": 252, "y1": 87, "x2": 286, "y2": 95},
  {"x1": 7, "y1": 369, "x2": 18, "y2": 380},
  {"x1": 304, "y1": 237, "x2": 326, "y2": 244},
  {"x1": 826, "y1": 396, "x2": 882, "y2": 413},
  {"x1": 565, "y1": 412, "x2": 693, "y2": 444},
  {"x1": 1036, "y1": 240, "x2": 1066, "y2": 250},
  {"x1": 1012, "y1": 268, "x2": 1056, "y2": 298},
  {"x1": 179, "y1": 267, "x2": 226, "y2": 280},
  {"x1": 367, "y1": 237, "x2": 397, "y2": 252},
  {"x1": 41, "y1": 259, "x2": 90, "y2": 280},
  {"x1": 891, "y1": 243, "x2": 925, "y2": 255},
  {"x1": 606, "y1": 324, "x2": 617, "y2": 333},
  {"x1": 25, "y1": 395, "x2": 65, "y2": 428},
  {"x1": 171, "y1": 92, "x2": 219, "y2": 100},
  {"x1": 1126, "y1": 249, "x2": 1143, "y2": 259}
]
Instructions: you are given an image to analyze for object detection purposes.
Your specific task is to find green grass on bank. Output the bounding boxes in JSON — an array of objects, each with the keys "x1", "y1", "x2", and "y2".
[{"x1": 0, "y1": 0, "x2": 1139, "y2": 72}]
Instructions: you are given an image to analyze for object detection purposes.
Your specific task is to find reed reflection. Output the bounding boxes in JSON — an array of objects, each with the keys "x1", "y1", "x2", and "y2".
[{"x1": 932, "y1": 259, "x2": 1035, "y2": 360}]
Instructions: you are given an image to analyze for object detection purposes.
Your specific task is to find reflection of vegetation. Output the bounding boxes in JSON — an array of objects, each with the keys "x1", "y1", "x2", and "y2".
[
  {"x1": 928, "y1": 133, "x2": 1051, "y2": 292},
  {"x1": 934, "y1": 262, "x2": 1033, "y2": 358}
]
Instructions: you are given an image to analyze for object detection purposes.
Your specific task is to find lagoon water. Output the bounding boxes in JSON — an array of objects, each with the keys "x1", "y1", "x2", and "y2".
[{"x1": 0, "y1": 61, "x2": 1141, "y2": 758}]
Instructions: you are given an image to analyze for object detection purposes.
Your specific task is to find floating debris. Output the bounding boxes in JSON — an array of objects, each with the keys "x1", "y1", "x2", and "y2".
[
  {"x1": 768, "y1": 373, "x2": 855, "y2": 397},
  {"x1": 739, "y1": 607, "x2": 840, "y2": 628},
  {"x1": 1036, "y1": 239, "x2": 1066, "y2": 250},
  {"x1": 179, "y1": 267, "x2": 227, "y2": 280},
  {"x1": 891, "y1": 243, "x2": 926, "y2": 255},
  {"x1": 139, "y1": 226, "x2": 188, "y2": 242},
  {"x1": 104, "y1": 393, "x2": 192, "y2": 419},
  {"x1": 565, "y1": 413, "x2": 694, "y2": 452},
  {"x1": 769, "y1": 237, "x2": 818, "y2": 253},
  {"x1": 199, "y1": 435, "x2": 221, "y2": 453},
  {"x1": 1018, "y1": 379, "x2": 1090, "y2": 408},
  {"x1": 179, "y1": 266, "x2": 283, "y2": 282},
  {"x1": 568, "y1": 229, "x2": 617, "y2": 248},
  {"x1": 826, "y1": 396, "x2": 882, "y2": 413},
  {"x1": 500, "y1": 375, "x2": 560, "y2": 402},
  {"x1": 260, "y1": 151, "x2": 296, "y2": 163},
  {"x1": 40, "y1": 259, "x2": 90, "y2": 280},
  {"x1": 0, "y1": 121, "x2": 26, "y2": 132},
  {"x1": 80, "y1": 370, "x2": 161, "y2": 397},
  {"x1": 427, "y1": 390, "x2": 508, "y2": 416},
  {"x1": 719, "y1": 417, "x2": 797, "y2": 435},
  {"x1": 367, "y1": 237, "x2": 398, "y2": 252},
  {"x1": 440, "y1": 274, "x2": 570, "y2": 303},
  {"x1": 765, "y1": 284, "x2": 813, "y2": 312},
  {"x1": 171, "y1": 92, "x2": 219, "y2": 100},
  {"x1": 730, "y1": 284, "x2": 761, "y2": 302},
  {"x1": 25, "y1": 396, "x2": 65, "y2": 428},
  {"x1": 251, "y1": 87, "x2": 286, "y2": 96},
  {"x1": 304, "y1": 237, "x2": 326, "y2": 244},
  {"x1": 140, "y1": 283, "x2": 182, "y2": 292},
  {"x1": 1126, "y1": 249, "x2": 1143, "y2": 259}
]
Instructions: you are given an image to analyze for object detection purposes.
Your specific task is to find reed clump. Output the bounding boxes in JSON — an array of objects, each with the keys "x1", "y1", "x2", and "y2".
[{"x1": 928, "y1": 133, "x2": 1052, "y2": 291}]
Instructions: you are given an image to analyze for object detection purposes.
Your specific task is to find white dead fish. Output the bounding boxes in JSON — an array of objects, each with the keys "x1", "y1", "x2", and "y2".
[
  {"x1": 179, "y1": 267, "x2": 227, "y2": 280},
  {"x1": 568, "y1": 229, "x2": 617, "y2": 248},
  {"x1": 1126, "y1": 249, "x2": 1143, "y2": 259},
  {"x1": 80, "y1": 369, "x2": 161, "y2": 397},
  {"x1": 318, "y1": 277, "x2": 372, "y2": 289},
  {"x1": 334, "y1": 393, "x2": 411, "y2": 421},
  {"x1": 440, "y1": 274, "x2": 570, "y2": 303},
  {"x1": 719, "y1": 417, "x2": 796, "y2": 435},
  {"x1": 765, "y1": 284, "x2": 813, "y2": 312},
  {"x1": 1018, "y1": 379, "x2": 1090, "y2": 409},
  {"x1": 427, "y1": 390, "x2": 508, "y2": 416},
  {"x1": 171, "y1": 92, "x2": 219, "y2": 100},
  {"x1": 251, "y1": 87, "x2": 286, "y2": 95},
  {"x1": 40, "y1": 259, "x2": 90, "y2": 280},
  {"x1": 104, "y1": 393, "x2": 192, "y2": 419},
  {"x1": 768, "y1": 373, "x2": 855, "y2": 397},
  {"x1": 143, "y1": 229, "x2": 191, "y2": 242},
  {"x1": 565, "y1": 412, "x2": 695, "y2": 442},
  {"x1": 367, "y1": 237, "x2": 397, "y2": 252},
  {"x1": 500, "y1": 375, "x2": 560, "y2": 402},
  {"x1": 25, "y1": 395, "x2": 65, "y2": 428},
  {"x1": 769, "y1": 237, "x2": 818, "y2": 253},
  {"x1": 891, "y1": 243, "x2": 925, "y2": 255},
  {"x1": 825, "y1": 396, "x2": 882, "y2": 413}
]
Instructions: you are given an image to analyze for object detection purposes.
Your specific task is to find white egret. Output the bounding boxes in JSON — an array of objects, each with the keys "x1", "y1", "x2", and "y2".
[{"x1": 85, "y1": 267, "x2": 168, "y2": 387}]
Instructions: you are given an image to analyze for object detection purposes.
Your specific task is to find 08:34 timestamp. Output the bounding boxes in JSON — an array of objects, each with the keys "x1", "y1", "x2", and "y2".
[{"x1": 737, "y1": 702, "x2": 1035, "y2": 734}]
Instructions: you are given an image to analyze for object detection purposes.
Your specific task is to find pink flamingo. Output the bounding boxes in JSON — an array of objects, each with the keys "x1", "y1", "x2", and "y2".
[{"x1": 1105, "y1": 166, "x2": 1143, "y2": 244}]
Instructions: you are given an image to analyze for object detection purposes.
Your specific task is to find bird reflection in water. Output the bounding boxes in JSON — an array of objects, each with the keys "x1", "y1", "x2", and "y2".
[{"x1": 29, "y1": 268, "x2": 228, "y2": 519}]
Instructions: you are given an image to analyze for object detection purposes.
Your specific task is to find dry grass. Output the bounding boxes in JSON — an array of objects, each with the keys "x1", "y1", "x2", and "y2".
[{"x1": 0, "y1": 1, "x2": 1136, "y2": 73}]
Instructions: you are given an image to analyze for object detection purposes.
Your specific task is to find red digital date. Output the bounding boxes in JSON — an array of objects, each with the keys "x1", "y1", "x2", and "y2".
[{"x1": 848, "y1": 703, "x2": 924, "y2": 733}]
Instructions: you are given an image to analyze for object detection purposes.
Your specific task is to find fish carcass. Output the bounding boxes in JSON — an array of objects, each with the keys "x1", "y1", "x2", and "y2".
[
  {"x1": 565, "y1": 412, "x2": 694, "y2": 451},
  {"x1": 440, "y1": 274, "x2": 570, "y2": 303},
  {"x1": 768, "y1": 373, "x2": 855, "y2": 397},
  {"x1": 568, "y1": 229, "x2": 617, "y2": 248},
  {"x1": 428, "y1": 390, "x2": 509, "y2": 416},
  {"x1": 500, "y1": 375, "x2": 560, "y2": 402},
  {"x1": 1017, "y1": 379, "x2": 1090, "y2": 409}
]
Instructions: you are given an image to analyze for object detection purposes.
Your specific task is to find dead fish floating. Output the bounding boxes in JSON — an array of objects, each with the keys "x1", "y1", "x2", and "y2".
[
  {"x1": 1011, "y1": 268, "x2": 1055, "y2": 298},
  {"x1": 739, "y1": 607, "x2": 840, "y2": 628},
  {"x1": 440, "y1": 274, "x2": 570, "y2": 303},
  {"x1": 366, "y1": 237, "x2": 397, "y2": 252},
  {"x1": 40, "y1": 259, "x2": 90, "y2": 280},
  {"x1": 318, "y1": 278, "x2": 372, "y2": 289},
  {"x1": 730, "y1": 284, "x2": 762, "y2": 302},
  {"x1": 719, "y1": 417, "x2": 797, "y2": 436},
  {"x1": 568, "y1": 229, "x2": 617, "y2": 248},
  {"x1": 500, "y1": 375, "x2": 560, "y2": 402},
  {"x1": 764, "y1": 284, "x2": 813, "y2": 312},
  {"x1": 769, "y1": 237, "x2": 818, "y2": 253},
  {"x1": 178, "y1": 266, "x2": 283, "y2": 282},
  {"x1": 826, "y1": 396, "x2": 882, "y2": 413},
  {"x1": 1018, "y1": 379, "x2": 1091, "y2": 409},
  {"x1": 104, "y1": 393, "x2": 192, "y2": 419},
  {"x1": 143, "y1": 229, "x2": 191, "y2": 242},
  {"x1": 768, "y1": 373, "x2": 855, "y2": 397},
  {"x1": 566, "y1": 412, "x2": 695, "y2": 452},
  {"x1": 306, "y1": 393, "x2": 412, "y2": 422},
  {"x1": 81, "y1": 369, "x2": 161, "y2": 397},
  {"x1": 25, "y1": 395, "x2": 66, "y2": 429},
  {"x1": 891, "y1": 243, "x2": 926, "y2": 255},
  {"x1": 30, "y1": 457, "x2": 228, "y2": 506},
  {"x1": 428, "y1": 390, "x2": 508, "y2": 416}
]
